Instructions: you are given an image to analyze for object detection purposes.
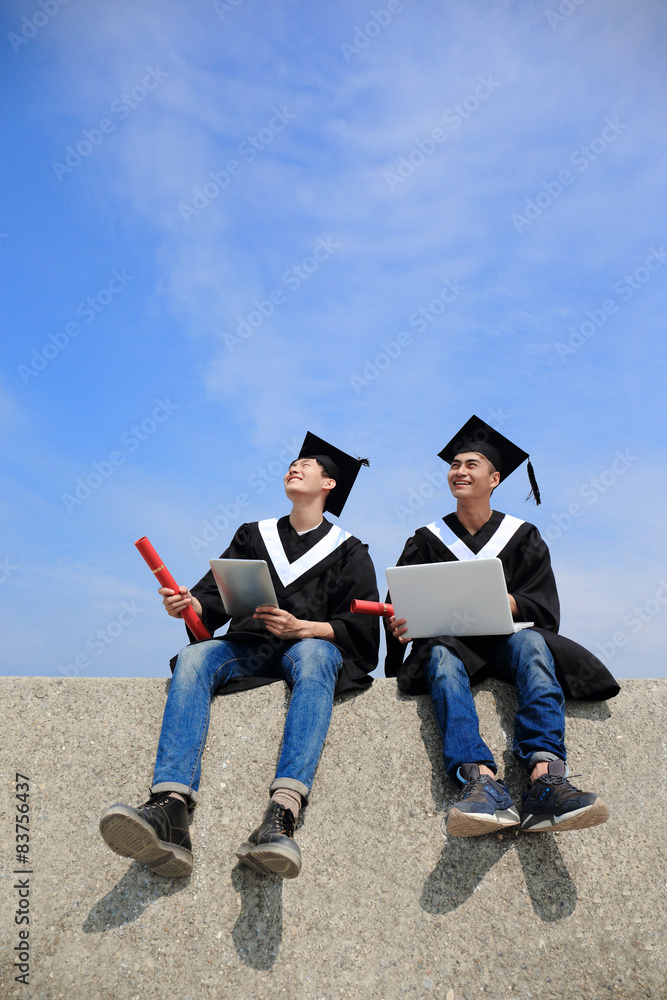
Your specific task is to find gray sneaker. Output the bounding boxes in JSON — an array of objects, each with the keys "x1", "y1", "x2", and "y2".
[
  {"x1": 520, "y1": 760, "x2": 610, "y2": 832},
  {"x1": 236, "y1": 801, "x2": 301, "y2": 878},
  {"x1": 446, "y1": 764, "x2": 520, "y2": 837}
]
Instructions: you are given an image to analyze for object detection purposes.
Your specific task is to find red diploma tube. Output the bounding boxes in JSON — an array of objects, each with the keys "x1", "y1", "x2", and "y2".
[
  {"x1": 350, "y1": 599, "x2": 394, "y2": 617},
  {"x1": 135, "y1": 536, "x2": 211, "y2": 641}
]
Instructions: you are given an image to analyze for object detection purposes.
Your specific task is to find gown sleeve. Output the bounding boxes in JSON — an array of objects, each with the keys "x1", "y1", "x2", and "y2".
[
  {"x1": 383, "y1": 534, "x2": 429, "y2": 677},
  {"x1": 328, "y1": 542, "x2": 380, "y2": 677},
  {"x1": 507, "y1": 527, "x2": 560, "y2": 632}
]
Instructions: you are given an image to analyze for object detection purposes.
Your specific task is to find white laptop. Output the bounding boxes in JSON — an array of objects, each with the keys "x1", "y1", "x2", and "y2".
[
  {"x1": 209, "y1": 559, "x2": 278, "y2": 616},
  {"x1": 385, "y1": 558, "x2": 533, "y2": 639}
]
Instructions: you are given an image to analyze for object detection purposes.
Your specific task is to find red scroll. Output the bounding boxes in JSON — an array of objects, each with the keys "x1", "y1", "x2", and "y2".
[
  {"x1": 135, "y1": 536, "x2": 211, "y2": 641},
  {"x1": 350, "y1": 599, "x2": 394, "y2": 617}
]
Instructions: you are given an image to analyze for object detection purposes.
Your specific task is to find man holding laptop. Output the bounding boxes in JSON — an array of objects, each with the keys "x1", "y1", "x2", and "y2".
[
  {"x1": 386, "y1": 416, "x2": 619, "y2": 837},
  {"x1": 100, "y1": 434, "x2": 379, "y2": 878}
]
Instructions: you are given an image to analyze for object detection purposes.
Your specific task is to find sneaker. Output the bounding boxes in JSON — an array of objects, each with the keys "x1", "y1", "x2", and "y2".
[
  {"x1": 446, "y1": 763, "x2": 520, "y2": 837},
  {"x1": 235, "y1": 801, "x2": 301, "y2": 878},
  {"x1": 520, "y1": 760, "x2": 610, "y2": 832},
  {"x1": 99, "y1": 792, "x2": 193, "y2": 877}
]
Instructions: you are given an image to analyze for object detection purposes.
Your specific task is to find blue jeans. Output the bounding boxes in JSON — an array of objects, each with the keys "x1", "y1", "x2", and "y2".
[
  {"x1": 152, "y1": 637, "x2": 343, "y2": 803},
  {"x1": 423, "y1": 630, "x2": 566, "y2": 781}
]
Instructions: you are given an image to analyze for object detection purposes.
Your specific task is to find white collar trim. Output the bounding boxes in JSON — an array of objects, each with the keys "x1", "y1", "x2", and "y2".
[
  {"x1": 258, "y1": 518, "x2": 351, "y2": 586},
  {"x1": 425, "y1": 514, "x2": 525, "y2": 561}
]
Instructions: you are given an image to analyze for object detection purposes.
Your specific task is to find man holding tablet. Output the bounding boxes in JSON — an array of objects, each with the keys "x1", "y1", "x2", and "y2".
[
  {"x1": 386, "y1": 416, "x2": 619, "y2": 837},
  {"x1": 100, "y1": 433, "x2": 379, "y2": 878}
]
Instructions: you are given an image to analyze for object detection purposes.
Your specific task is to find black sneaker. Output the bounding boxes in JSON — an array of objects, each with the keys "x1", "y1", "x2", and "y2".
[
  {"x1": 235, "y1": 801, "x2": 301, "y2": 878},
  {"x1": 520, "y1": 760, "x2": 609, "y2": 832},
  {"x1": 446, "y1": 763, "x2": 520, "y2": 837},
  {"x1": 99, "y1": 792, "x2": 193, "y2": 877}
]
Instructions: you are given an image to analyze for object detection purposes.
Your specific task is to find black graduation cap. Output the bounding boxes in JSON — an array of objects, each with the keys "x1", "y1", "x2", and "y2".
[
  {"x1": 438, "y1": 415, "x2": 541, "y2": 504},
  {"x1": 296, "y1": 432, "x2": 369, "y2": 517}
]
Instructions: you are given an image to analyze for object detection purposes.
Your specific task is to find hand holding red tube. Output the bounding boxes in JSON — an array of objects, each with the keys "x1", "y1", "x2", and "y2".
[
  {"x1": 350, "y1": 599, "x2": 409, "y2": 644},
  {"x1": 135, "y1": 537, "x2": 211, "y2": 641}
]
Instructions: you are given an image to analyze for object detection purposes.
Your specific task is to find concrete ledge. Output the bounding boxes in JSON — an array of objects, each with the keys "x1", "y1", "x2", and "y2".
[{"x1": 0, "y1": 677, "x2": 664, "y2": 1000}]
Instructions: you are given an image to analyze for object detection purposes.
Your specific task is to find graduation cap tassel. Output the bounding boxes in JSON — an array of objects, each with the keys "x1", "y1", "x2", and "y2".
[
  {"x1": 357, "y1": 457, "x2": 370, "y2": 467},
  {"x1": 525, "y1": 460, "x2": 541, "y2": 506}
]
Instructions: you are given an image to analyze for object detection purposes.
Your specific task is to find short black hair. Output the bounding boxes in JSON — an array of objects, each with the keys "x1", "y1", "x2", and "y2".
[{"x1": 314, "y1": 458, "x2": 334, "y2": 481}]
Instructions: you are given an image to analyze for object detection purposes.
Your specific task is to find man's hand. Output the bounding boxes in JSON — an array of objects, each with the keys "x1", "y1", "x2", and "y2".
[
  {"x1": 159, "y1": 586, "x2": 203, "y2": 620},
  {"x1": 387, "y1": 614, "x2": 410, "y2": 645},
  {"x1": 508, "y1": 594, "x2": 519, "y2": 619},
  {"x1": 253, "y1": 606, "x2": 334, "y2": 641}
]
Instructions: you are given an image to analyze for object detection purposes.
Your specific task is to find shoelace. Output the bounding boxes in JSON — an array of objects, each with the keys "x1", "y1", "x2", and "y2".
[
  {"x1": 273, "y1": 804, "x2": 295, "y2": 837},
  {"x1": 533, "y1": 772, "x2": 582, "y2": 790},
  {"x1": 283, "y1": 808, "x2": 295, "y2": 838},
  {"x1": 460, "y1": 776, "x2": 491, "y2": 799},
  {"x1": 145, "y1": 791, "x2": 180, "y2": 809}
]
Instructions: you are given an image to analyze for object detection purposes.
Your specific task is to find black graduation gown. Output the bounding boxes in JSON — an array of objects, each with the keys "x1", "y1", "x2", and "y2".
[
  {"x1": 172, "y1": 516, "x2": 380, "y2": 696},
  {"x1": 384, "y1": 511, "x2": 620, "y2": 702}
]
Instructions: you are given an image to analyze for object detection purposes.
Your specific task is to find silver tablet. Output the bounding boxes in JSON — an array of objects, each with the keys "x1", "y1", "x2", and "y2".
[{"x1": 209, "y1": 559, "x2": 278, "y2": 616}]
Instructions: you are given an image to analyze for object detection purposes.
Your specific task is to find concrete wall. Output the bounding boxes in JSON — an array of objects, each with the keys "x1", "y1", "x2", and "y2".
[{"x1": 0, "y1": 677, "x2": 664, "y2": 1000}]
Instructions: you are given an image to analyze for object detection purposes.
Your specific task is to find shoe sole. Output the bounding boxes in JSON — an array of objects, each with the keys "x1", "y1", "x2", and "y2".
[
  {"x1": 235, "y1": 841, "x2": 301, "y2": 879},
  {"x1": 235, "y1": 842, "x2": 274, "y2": 875},
  {"x1": 446, "y1": 806, "x2": 520, "y2": 837},
  {"x1": 521, "y1": 797, "x2": 610, "y2": 833},
  {"x1": 99, "y1": 806, "x2": 193, "y2": 878}
]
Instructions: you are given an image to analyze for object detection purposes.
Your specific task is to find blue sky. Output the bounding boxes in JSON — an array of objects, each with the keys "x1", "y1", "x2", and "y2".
[{"x1": 1, "y1": 0, "x2": 665, "y2": 680}]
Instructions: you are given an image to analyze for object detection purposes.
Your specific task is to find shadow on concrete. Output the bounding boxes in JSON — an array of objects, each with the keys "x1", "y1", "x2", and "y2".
[
  {"x1": 421, "y1": 830, "x2": 577, "y2": 921},
  {"x1": 408, "y1": 681, "x2": 579, "y2": 922},
  {"x1": 82, "y1": 862, "x2": 190, "y2": 932},
  {"x1": 401, "y1": 691, "x2": 448, "y2": 810},
  {"x1": 421, "y1": 834, "x2": 514, "y2": 913},
  {"x1": 230, "y1": 863, "x2": 283, "y2": 970},
  {"x1": 516, "y1": 834, "x2": 578, "y2": 921},
  {"x1": 334, "y1": 687, "x2": 368, "y2": 707}
]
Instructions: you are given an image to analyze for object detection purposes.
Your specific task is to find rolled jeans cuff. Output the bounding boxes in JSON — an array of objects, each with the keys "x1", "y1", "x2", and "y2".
[
  {"x1": 152, "y1": 781, "x2": 198, "y2": 806},
  {"x1": 270, "y1": 777, "x2": 310, "y2": 803},
  {"x1": 527, "y1": 751, "x2": 563, "y2": 770}
]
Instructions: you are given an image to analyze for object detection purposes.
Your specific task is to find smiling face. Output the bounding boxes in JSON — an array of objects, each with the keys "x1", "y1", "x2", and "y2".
[
  {"x1": 284, "y1": 458, "x2": 336, "y2": 508},
  {"x1": 447, "y1": 451, "x2": 500, "y2": 502}
]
